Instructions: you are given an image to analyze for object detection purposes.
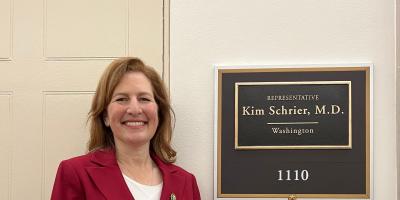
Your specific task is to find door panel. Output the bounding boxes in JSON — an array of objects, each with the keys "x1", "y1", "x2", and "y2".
[
  {"x1": 0, "y1": 94, "x2": 12, "y2": 200},
  {"x1": 0, "y1": 0, "x2": 11, "y2": 59},
  {"x1": 43, "y1": 92, "x2": 93, "y2": 200},
  {"x1": 45, "y1": 0, "x2": 128, "y2": 58}
]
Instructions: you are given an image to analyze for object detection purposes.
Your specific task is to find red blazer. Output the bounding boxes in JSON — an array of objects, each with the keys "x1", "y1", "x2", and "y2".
[{"x1": 51, "y1": 149, "x2": 201, "y2": 200}]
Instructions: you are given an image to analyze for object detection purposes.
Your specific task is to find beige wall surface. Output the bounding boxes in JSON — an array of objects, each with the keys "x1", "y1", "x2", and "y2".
[
  {"x1": 397, "y1": 0, "x2": 400, "y2": 198},
  {"x1": 170, "y1": 0, "x2": 396, "y2": 199}
]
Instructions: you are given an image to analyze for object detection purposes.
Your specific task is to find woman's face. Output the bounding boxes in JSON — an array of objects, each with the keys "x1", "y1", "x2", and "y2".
[{"x1": 105, "y1": 71, "x2": 159, "y2": 148}]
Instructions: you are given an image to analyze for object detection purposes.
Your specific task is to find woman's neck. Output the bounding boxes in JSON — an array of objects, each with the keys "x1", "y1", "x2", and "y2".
[
  {"x1": 115, "y1": 143, "x2": 162, "y2": 185},
  {"x1": 115, "y1": 143, "x2": 152, "y2": 168}
]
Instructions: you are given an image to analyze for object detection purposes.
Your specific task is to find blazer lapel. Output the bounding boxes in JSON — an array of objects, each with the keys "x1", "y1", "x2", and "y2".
[
  {"x1": 160, "y1": 170, "x2": 186, "y2": 200},
  {"x1": 86, "y1": 149, "x2": 134, "y2": 200},
  {"x1": 153, "y1": 155, "x2": 186, "y2": 200}
]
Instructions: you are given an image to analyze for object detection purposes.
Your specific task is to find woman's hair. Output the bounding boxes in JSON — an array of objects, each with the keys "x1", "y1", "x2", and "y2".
[{"x1": 87, "y1": 57, "x2": 176, "y2": 163}]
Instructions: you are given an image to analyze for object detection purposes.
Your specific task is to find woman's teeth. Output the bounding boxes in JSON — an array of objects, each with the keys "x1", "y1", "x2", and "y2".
[{"x1": 125, "y1": 121, "x2": 145, "y2": 126}]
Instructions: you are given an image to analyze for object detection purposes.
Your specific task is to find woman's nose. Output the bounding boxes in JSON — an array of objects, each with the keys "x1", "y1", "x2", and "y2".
[{"x1": 126, "y1": 99, "x2": 142, "y2": 115}]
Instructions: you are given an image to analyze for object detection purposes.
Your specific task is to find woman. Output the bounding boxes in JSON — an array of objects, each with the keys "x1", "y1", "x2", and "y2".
[{"x1": 51, "y1": 57, "x2": 201, "y2": 200}]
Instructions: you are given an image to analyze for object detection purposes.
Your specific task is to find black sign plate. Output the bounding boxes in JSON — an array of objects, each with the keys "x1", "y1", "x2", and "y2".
[{"x1": 216, "y1": 66, "x2": 371, "y2": 199}]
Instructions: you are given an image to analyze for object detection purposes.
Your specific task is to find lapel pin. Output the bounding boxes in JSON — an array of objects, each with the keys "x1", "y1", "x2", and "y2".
[{"x1": 170, "y1": 193, "x2": 176, "y2": 200}]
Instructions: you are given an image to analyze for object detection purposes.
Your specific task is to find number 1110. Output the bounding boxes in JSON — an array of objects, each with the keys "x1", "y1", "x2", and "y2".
[{"x1": 278, "y1": 170, "x2": 310, "y2": 181}]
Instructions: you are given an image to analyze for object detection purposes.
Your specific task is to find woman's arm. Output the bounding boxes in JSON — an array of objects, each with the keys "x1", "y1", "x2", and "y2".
[
  {"x1": 51, "y1": 160, "x2": 85, "y2": 200},
  {"x1": 191, "y1": 174, "x2": 201, "y2": 200}
]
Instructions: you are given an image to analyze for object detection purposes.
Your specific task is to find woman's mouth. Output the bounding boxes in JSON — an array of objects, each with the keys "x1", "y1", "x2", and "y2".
[{"x1": 124, "y1": 121, "x2": 146, "y2": 126}]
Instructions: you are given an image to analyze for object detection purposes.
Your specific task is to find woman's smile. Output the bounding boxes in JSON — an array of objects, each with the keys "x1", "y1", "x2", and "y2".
[{"x1": 124, "y1": 121, "x2": 145, "y2": 127}]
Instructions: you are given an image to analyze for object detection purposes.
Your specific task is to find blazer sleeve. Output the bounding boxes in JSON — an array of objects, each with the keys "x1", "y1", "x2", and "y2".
[
  {"x1": 51, "y1": 160, "x2": 85, "y2": 200},
  {"x1": 191, "y1": 174, "x2": 201, "y2": 200}
]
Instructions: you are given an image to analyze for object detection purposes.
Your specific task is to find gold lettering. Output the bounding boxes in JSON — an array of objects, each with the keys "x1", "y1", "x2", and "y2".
[
  {"x1": 331, "y1": 105, "x2": 341, "y2": 114},
  {"x1": 315, "y1": 105, "x2": 326, "y2": 114},
  {"x1": 268, "y1": 105, "x2": 308, "y2": 115},
  {"x1": 242, "y1": 106, "x2": 264, "y2": 116}
]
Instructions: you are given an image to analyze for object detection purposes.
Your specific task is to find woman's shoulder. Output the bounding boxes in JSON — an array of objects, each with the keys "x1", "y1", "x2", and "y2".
[
  {"x1": 58, "y1": 151, "x2": 94, "y2": 168},
  {"x1": 152, "y1": 155, "x2": 196, "y2": 178},
  {"x1": 60, "y1": 148, "x2": 115, "y2": 167},
  {"x1": 154, "y1": 157, "x2": 200, "y2": 198}
]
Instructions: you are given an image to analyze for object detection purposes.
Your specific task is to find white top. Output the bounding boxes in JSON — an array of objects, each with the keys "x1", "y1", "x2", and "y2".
[{"x1": 122, "y1": 174, "x2": 163, "y2": 200}]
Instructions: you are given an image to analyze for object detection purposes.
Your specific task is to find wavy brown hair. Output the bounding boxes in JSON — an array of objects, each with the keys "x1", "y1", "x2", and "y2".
[{"x1": 87, "y1": 57, "x2": 176, "y2": 163}]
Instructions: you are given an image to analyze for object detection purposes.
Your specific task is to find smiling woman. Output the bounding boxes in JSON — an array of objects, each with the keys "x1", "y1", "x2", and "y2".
[
  {"x1": 50, "y1": 57, "x2": 201, "y2": 200},
  {"x1": 105, "y1": 72, "x2": 160, "y2": 154}
]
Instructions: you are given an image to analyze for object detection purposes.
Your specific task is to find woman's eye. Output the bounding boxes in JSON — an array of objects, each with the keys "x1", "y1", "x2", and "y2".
[
  {"x1": 115, "y1": 97, "x2": 128, "y2": 102},
  {"x1": 139, "y1": 97, "x2": 151, "y2": 102}
]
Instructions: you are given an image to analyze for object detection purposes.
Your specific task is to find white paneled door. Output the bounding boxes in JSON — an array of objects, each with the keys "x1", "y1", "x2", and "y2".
[{"x1": 0, "y1": 0, "x2": 169, "y2": 199}]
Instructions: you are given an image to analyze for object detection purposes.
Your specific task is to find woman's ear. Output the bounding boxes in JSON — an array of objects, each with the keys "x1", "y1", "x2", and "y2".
[{"x1": 103, "y1": 113, "x2": 110, "y2": 127}]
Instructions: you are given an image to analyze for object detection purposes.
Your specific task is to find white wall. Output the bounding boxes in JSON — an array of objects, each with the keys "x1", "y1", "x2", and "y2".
[
  {"x1": 397, "y1": 0, "x2": 400, "y2": 199},
  {"x1": 170, "y1": 0, "x2": 396, "y2": 199}
]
